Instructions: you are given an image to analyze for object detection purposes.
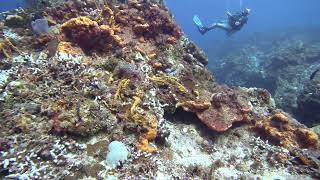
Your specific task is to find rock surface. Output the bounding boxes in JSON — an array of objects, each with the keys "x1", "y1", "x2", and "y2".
[
  {"x1": 209, "y1": 31, "x2": 320, "y2": 126},
  {"x1": 0, "y1": 0, "x2": 319, "y2": 179}
]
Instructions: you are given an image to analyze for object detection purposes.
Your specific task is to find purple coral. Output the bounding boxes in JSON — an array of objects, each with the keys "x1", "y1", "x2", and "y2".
[{"x1": 114, "y1": 62, "x2": 143, "y2": 80}]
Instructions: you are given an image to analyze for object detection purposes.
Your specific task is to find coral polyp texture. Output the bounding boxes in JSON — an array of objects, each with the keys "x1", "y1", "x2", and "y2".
[
  {"x1": 61, "y1": 16, "x2": 124, "y2": 52},
  {"x1": 0, "y1": 0, "x2": 319, "y2": 179},
  {"x1": 255, "y1": 112, "x2": 319, "y2": 149}
]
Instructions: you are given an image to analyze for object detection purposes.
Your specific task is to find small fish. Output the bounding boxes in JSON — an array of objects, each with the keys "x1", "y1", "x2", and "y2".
[{"x1": 310, "y1": 68, "x2": 320, "y2": 81}]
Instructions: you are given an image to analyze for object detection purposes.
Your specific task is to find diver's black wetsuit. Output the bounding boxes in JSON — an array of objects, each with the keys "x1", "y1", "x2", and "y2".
[
  {"x1": 227, "y1": 11, "x2": 248, "y2": 31},
  {"x1": 199, "y1": 9, "x2": 250, "y2": 35}
]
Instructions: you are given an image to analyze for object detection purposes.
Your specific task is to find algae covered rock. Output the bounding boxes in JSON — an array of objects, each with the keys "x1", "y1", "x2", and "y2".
[
  {"x1": 4, "y1": 15, "x2": 27, "y2": 28},
  {"x1": 0, "y1": 0, "x2": 319, "y2": 179},
  {"x1": 297, "y1": 77, "x2": 320, "y2": 126}
]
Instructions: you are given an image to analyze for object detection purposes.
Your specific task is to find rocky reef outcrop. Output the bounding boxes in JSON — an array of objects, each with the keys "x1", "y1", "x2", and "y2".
[
  {"x1": 0, "y1": 0, "x2": 319, "y2": 179},
  {"x1": 297, "y1": 71, "x2": 320, "y2": 125},
  {"x1": 209, "y1": 32, "x2": 320, "y2": 127}
]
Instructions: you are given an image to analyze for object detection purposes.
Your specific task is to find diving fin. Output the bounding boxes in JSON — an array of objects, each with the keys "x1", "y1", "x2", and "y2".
[
  {"x1": 193, "y1": 15, "x2": 203, "y2": 28},
  {"x1": 193, "y1": 15, "x2": 207, "y2": 35}
]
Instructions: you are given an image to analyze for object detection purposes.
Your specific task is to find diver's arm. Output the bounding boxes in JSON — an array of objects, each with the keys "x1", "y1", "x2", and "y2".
[
  {"x1": 228, "y1": 12, "x2": 242, "y2": 21},
  {"x1": 227, "y1": 11, "x2": 237, "y2": 21}
]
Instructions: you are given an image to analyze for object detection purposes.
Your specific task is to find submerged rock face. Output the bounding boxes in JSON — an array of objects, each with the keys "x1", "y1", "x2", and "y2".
[
  {"x1": 297, "y1": 73, "x2": 320, "y2": 125},
  {"x1": 0, "y1": 0, "x2": 319, "y2": 179},
  {"x1": 209, "y1": 33, "x2": 320, "y2": 126}
]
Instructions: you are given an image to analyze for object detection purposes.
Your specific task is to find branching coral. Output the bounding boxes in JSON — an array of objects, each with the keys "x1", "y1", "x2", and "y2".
[
  {"x1": 125, "y1": 94, "x2": 158, "y2": 153},
  {"x1": 130, "y1": 96, "x2": 141, "y2": 114},
  {"x1": 61, "y1": 16, "x2": 124, "y2": 52},
  {"x1": 114, "y1": 79, "x2": 131, "y2": 101},
  {"x1": 148, "y1": 74, "x2": 187, "y2": 93},
  {"x1": 96, "y1": 5, "x2": 120, "y2": 32},
  {"x1": 0, "y1": 38, "x2": 21, "y2": 58}
]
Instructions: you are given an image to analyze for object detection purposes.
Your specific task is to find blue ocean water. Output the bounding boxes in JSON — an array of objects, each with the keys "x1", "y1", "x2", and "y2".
[
  {"x1": 166, "y1": 0, "x2": 320, "y2": 51},
  {"x1": 0, "y1": 0, "x2": 26, "y2": 12}
]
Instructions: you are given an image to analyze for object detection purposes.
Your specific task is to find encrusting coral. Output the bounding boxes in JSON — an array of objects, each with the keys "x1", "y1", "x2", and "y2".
[
  {"x1": 177, "y1": 86, "x2": 252, "y2": 132},
  {"x1": 61, "y1": 16, "x2": 124, "y2": 52},
  {"x1": 255, "y1": 112, "x2": 319, "y2": 149},
  {"x1": 0, "y1": 38, "x2": 21, "y2": 58},
  {"x1": 56, "y1": 41, "x2": 82, "y2": 56},
  {"x1": 135, "y1": 113, "x2": 158, "y2": 153},
  {"x1": 125, "y1": 94, "x2": 158, "y2": 153},
  {"x1": 115, "y1": 0, "x2": 182, "y2": 47},
  {"x1": 0, "y1": 0, "x2": 319, "y2": 179}
]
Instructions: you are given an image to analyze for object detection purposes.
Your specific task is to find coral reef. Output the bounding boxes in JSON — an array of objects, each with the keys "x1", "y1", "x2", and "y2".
[
  {"x1": 198, "y1": 87, "x2": 252, "y2": 132},
  {"x1": 208, "y1": 30, "x2": 320, "y2": 126},
  {"x1": 297, "y1": 72, "x2": 320, "y2": 126},
  {"x1": 61, "y1": 16, "x2": 124, "y2": 53},
  {"x1": 0, "y1": 38, "x2": 21, "y2": 58},
  {"x1": 4, "y1": 14, "x2": 28, "y2": 28},
  {"x1": 176, "y1": 86, "x2": 253, "y2": 132},
  {"x1": 113, "y1": 78, "x2": 131, "y2": 103},
  {"x1": 0, "y1": 0, "x2": 319, "y2": 179},
  {"x1": 148, "y1": 73, "x2": 187, "y2": 93},
  {"x1": 255, "y1": 112, "x2": 318, "y2": 148},
  {"x1": 116, "y1": 0, "x2": 182, "y2": 45}
]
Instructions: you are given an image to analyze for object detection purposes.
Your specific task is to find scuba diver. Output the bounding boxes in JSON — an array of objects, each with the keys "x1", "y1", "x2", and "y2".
[{"x1": 193, "y1": 8, "x2": 251, "y2": 36}]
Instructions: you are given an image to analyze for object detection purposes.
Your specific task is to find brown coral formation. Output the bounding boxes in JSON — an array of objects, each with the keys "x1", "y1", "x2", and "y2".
[
  {"x1": 56, "y1": 41, "x2": 82, "y2": 56},
  {"x1": 0, "y1": 38, "x2": 21, "y2": 58},
  {"x1": 176, "y1": 101, "x2": 211, "y2": 111},
  {"x1": 61, "y1": 16, "x2": 124, "y2": 52},
  {"x1": 135, "y1": 112, "x2": 158, "y2": 153},
  {"x1": 32, "y1": 34, "x2": 55, "y2": 50},
  {"x1": 0, "y1": 1, "x2": 319, "y2": 179},
  {"x1": 116, "y1": 0, "x2": 182, "y2": 46},
  {"x1": 255, "y1": 112, "x2": 319, "y2": 149},
  {"x1": 45, "y1": 98, "x2": 116, "y2": 136},
  {"x1": 178, "y1": 86, "x2": 252, "y2": 132},
  {"x1": 43, "y1": 1, "x2": 88, "y2": 24}
]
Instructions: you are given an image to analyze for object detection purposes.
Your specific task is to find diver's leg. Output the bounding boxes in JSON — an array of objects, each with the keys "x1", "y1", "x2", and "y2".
[
  {"x1": 197, "y1": 23, "x2": 217, "y2": 34},
  {"x1": 209, "y1": 22, "x2": 232, "y2": 31},
  {"x1": 201, "y1": 22, "x2": 231, "y2": 34}
]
